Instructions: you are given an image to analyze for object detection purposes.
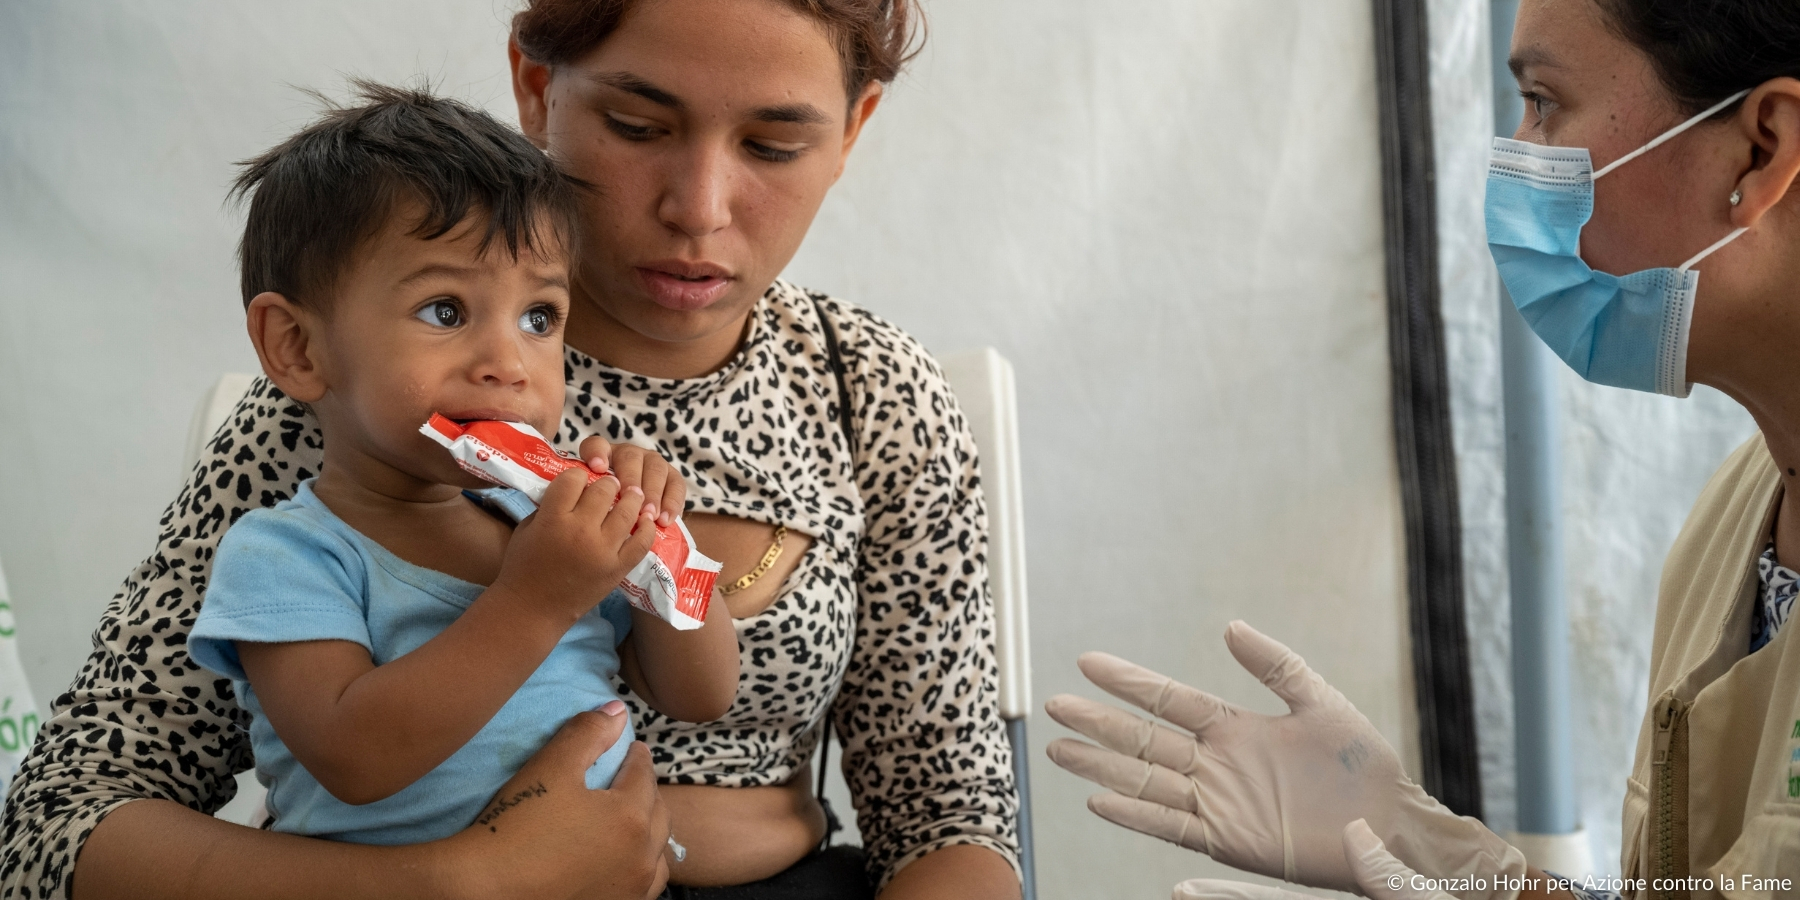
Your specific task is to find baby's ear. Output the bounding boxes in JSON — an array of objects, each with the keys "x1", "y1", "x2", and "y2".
[{"x1": 246, "y1": 292, "x2": 328, "y2": 403}]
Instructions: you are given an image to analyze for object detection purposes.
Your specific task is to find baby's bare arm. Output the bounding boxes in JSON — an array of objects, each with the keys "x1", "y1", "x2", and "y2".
[
  {"x1": 240, "y1": 469, "x2": 658, "y2": 805},
  {"x1": 618, "y1": 597, "x2": 740, "y2": 723},
  {"x1": 577, "y1": 436, "x2": 733, "y2": 720},
  {"x1": 237, "y1": 582, "x2": 571, "y2": 805}
]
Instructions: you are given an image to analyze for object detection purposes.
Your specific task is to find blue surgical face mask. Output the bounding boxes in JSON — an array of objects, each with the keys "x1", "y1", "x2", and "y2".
[{"x1": 1485, "y1": 90, "x2": 1750, "y2": 397}]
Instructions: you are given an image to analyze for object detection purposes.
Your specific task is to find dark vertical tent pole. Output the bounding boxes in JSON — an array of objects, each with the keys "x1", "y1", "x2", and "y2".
[{"x1": 1370, "y1": 0, "x2": 1485, "y2": 818}]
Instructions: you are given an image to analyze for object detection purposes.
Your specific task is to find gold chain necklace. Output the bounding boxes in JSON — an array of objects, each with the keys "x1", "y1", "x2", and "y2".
[{"x1": 719, "y1": 525, "x2": 787, "y2": 596}]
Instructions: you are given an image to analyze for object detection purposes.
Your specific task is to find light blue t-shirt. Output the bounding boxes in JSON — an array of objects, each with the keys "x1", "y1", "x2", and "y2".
[{"x1": 190, "y1": 480, "x2": 634, "y2": 845}]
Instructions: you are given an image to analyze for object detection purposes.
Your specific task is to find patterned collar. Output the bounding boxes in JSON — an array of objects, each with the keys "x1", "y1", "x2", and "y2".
[{"x1": 1752, "y1": 543, "x2": 1799, "y2": 653}]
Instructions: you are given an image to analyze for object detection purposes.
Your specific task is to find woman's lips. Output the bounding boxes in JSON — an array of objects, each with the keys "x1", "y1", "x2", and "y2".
[{"x1": 636, "y1": 261, "x2": 733, "y2": 312}]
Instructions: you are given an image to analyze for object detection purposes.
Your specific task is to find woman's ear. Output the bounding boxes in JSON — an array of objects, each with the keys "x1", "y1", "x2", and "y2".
[
  {"x1": 510, "y1": 37, "x2": 552, "y2": 150},
  {"x1": 1731, "y1": 77, "x2": 1800, "y2": 229},
  {"x1": 832, "y1": 81, "x2": 885, "y2": 183},
  {"x1": 246, "y1": 292, "x2": 328, "y2": 403}
]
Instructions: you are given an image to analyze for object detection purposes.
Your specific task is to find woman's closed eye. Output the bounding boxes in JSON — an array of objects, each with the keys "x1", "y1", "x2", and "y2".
[
  {"x1": 604, "y1": 109, "x2": 807, "y2": 163},
  {"x1": 745, "y1": 138, "x2": 805, "y2": 163},
  {"x1": 414, "y1": 298, "x2": 464, "y2": 328},
  {"x1": 604, "y1": 111, "x2": 662, "y2": 141}
]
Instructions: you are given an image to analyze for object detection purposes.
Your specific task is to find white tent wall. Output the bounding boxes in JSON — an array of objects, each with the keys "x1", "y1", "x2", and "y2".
[
  {"x1": 4, "y1": 0, "x2": 1747, "y2": 894},
  {"x1": 786, "y1": 0, "x2": 1416, "y2": 895}
]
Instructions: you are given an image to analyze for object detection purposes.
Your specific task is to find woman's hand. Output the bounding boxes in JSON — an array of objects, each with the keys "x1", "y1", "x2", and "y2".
[
  {"x1": 1044, "y1": 621, "x2": 1523, "y2": 898},
  {"x1": 442, "y1": 706, "x2": 672, "y2": 900},
  {"x1": 72, "y1": 705, "x2": 669, "y2": 900},
  {"x1": 579, "y1": 435, "x2": 686, "y2": 526}
]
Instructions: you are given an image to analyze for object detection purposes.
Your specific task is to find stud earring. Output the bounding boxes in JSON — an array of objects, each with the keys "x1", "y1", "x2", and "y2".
[{"x1": 1730, "y1": 189, "x2": 1743, "y2": 206}]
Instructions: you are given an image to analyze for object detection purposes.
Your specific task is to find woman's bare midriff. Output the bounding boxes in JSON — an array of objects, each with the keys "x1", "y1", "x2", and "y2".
[
  {"x1": 666, "y1": 512, "x2": 826, "y2": 886},
  {"x1": 663, "y1": 769, "x2": 829, "y2": 886}
]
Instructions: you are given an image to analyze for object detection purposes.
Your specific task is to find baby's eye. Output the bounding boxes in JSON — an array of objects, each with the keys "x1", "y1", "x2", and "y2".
[
  {"x1": 518, "y1": 307, "x2": 553, "y2": 335},
  {"x1": 415, "y1": 299, "x2": 463, "y2": 328}
]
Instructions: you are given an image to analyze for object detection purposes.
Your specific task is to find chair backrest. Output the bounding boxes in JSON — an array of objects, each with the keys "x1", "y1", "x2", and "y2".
[
  {"x1": 183, "y1": 373, "x2": 257, "y2": 475},
  {"x1": 937, "y1": 348, "x2": 1031, "y2": 721},
  {"x1": 185, "y1": 374, "x2": 274, "y2": 825}
]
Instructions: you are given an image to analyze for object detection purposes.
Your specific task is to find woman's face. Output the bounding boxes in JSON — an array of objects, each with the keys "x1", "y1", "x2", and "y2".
[
  {"x1": 1509, "y1": 0, "x2": 1745, "y2": 280},
  {"x1": 511, "y1": 0, "x2": 881, "y2": 348}
]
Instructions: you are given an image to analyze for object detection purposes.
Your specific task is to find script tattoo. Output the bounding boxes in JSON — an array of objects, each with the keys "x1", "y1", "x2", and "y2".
[{"x1": 477, "y1": 782, "x2": 549, "y2": 832}]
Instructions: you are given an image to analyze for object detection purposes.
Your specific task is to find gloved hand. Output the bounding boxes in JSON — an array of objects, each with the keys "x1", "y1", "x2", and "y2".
[
  {"x1": 1175, "y1": 820, "x2": 1459, "y2": 900},
  {"x1": 1044, "y1": 621, "x2": 1524, "y2": 898}
]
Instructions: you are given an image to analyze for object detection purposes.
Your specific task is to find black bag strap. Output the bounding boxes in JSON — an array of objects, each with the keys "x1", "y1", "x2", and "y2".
[
  {"x1": 816, "y1": 302, "x2": 860, "y2": 458},
  {"x1": 813, "y1": 296, "x2": 858, "y2": 847}
]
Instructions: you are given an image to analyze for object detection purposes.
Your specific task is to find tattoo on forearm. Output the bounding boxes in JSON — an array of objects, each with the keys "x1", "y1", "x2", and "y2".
[{"x1": 477, "y1": 782, "x2": 548, "y2": 832}]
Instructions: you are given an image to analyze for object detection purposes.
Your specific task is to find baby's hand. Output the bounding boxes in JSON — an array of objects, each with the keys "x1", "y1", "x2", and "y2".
[
  {"x1": 497, "y1": 468, "x2": 656, "y2": 620},
  {"x1": 578, "y1": 436, "x2": 687, "y2": 527}
]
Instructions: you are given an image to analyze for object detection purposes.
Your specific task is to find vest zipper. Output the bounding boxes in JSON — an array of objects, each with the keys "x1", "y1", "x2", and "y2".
[{"x1": 1648, "y1": 694, "x2": 1690, "y2": 899}]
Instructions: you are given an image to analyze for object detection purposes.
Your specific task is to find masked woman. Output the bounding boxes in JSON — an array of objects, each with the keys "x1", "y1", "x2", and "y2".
[{"x1": 1047, "y1": 0, "x2": 1800, "y2": 897}]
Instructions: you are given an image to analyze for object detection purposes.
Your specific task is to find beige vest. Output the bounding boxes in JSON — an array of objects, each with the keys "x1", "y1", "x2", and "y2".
[{"x1": 1620, "y1": 435, "x2": 1800, "y2": 899}]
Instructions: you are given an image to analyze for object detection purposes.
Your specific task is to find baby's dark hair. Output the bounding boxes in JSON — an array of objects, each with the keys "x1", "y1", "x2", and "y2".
[{"x1": 231, "y1": 80, "x2": 584, "y2": 309}]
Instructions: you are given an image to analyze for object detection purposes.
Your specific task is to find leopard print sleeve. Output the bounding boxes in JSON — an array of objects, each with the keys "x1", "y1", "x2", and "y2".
[
  {"x1": 0, "y1": 379, "x2": 319, "y2": 899},
  {"x1": 824, "y1": 300, "x2": 1022, "y2": 889}
]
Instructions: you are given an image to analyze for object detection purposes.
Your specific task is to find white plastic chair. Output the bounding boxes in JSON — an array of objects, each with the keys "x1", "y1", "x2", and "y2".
[
  {"x1": 184, "y1": 374, "x2": 271, "y2": 827},
  {"x1": 937, "y1": 348, "x2": 1036, "y2": 900},
  {"x1": 816, "y1": 348, "x2": 1036, "y2": 894}
]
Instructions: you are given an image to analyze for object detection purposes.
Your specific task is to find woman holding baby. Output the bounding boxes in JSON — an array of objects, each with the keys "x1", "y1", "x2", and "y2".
[{"x1": 0, "y1": 2, "x2": 1021, "y2": 899}]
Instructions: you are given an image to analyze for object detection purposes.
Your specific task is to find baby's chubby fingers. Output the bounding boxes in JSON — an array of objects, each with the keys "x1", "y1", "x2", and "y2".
[
  {"x1": 601, "y1": 485, "x2": 656, "y2": 554},
  {"x1": 653, "y1": 463, "x2": 685, "y2": 528},
  {"x1": 632, "y1": 461, "x2": 671, "y2": 527},
  {"x1": 578, "y1": 435, "x2": 614, "y2": 474},
  {"x1": 572, "y1": 471, "x2": 625, "y2": 521},
  {"x1": 601, "y1": 444, "x2": 686, "y2": 526},
  {"x1": 608, "y1": 446, "x2": 647, "y2": 499},
  {"x1": 538, "y1": 467, "x2": 596, "y2": 516}
]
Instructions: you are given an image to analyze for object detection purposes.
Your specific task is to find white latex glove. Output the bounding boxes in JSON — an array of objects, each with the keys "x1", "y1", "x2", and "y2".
[
  {"x1": 1044, "y1": 621, "x2": 1524, "y2": 898},
  {"x1": 1175, "y1": 820, "x2": 1463, "y2": 900}
]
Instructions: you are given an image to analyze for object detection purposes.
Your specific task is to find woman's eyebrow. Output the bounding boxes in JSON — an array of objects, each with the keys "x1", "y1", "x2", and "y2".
[
  {"x1": 589, "y1": 71, "x2": 683, "y2": 110},
  {"x1": 753, "y1": 104, "x2": 829, "y2": 126},
  {"x1": 1508, "y1": 45, "x2": 1560, "y2": 80}
]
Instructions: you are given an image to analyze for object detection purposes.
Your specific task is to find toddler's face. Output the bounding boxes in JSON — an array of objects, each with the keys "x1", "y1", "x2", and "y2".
[{"x1": 312, "y1": 206, "x2": 572, "y2": 489}]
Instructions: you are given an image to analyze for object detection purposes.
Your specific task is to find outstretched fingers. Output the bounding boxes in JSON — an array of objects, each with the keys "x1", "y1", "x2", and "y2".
[
  {"x1": 1045, "y1": 738, "x2": 1204, "y2": 814},
  {"x1": 1087, "y1": 791, "x2": 1211, "y2": 855},
  {"x1": 1222, "y1": 621, "x2": 1343, "y2": 714},
  {"x1": 1043, "y1": 695, "x2": 1216, "y2": 775},
  {"x1": 1075, "y1": 652, "x2": 1250, "y2": 736}
]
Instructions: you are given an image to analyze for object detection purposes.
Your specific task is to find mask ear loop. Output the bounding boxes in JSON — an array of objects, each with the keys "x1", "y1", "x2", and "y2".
[
  {"x1": 1594, "y1": 90, "x2": 1751, "y2": 180},
  {"x1": 1680, "y1": 227, "x2": 1749, "y2": 272}
]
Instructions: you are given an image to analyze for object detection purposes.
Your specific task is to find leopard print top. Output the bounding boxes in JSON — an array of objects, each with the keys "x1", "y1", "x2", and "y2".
[{"x1": 0, "y1": 282, "x2": 1019, "y2": 896}]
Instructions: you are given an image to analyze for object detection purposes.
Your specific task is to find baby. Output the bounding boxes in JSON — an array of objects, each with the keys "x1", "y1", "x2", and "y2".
[{"x1": 189, "y1": 83, "x2": 739, "y2": 845}]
